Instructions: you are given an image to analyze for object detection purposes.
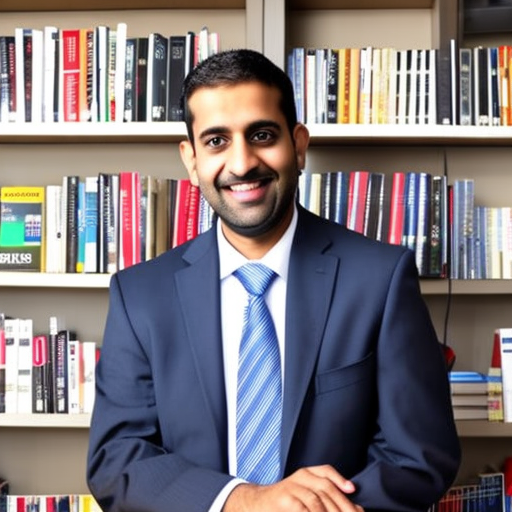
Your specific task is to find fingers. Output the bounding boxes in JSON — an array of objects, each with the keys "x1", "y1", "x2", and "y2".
[{"x1": 224, "y1": 465, "x2": 364, "y2": 512}]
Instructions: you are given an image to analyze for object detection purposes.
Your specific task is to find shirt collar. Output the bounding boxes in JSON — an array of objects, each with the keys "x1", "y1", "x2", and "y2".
[{"x1": 218, "y1": 204, "x2": 298, "y2": 282}]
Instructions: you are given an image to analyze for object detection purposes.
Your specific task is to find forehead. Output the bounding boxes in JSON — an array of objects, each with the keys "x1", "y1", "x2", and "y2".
[{"x1": 188, "y1": 82, "x2": 285, "y2": 131}]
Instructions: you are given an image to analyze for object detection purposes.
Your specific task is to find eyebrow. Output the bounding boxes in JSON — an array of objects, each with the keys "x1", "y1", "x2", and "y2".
[{"x1": 197, "y1": 119, "x2": 282, "y2": 141}]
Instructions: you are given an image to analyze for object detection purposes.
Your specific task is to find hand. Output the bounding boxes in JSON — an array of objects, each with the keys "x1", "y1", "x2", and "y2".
[{"x1": 223, "y1": 464, "x2": 364, "y2": 512}]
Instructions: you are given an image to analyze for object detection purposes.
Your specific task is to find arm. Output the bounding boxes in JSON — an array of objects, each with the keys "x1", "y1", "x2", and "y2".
[
  {"x1": 86, "y1": 274, "x2": 233, "y2": 512},
  {"x1": 351, "y1": 249, "x2": 461, "y2": 511}
]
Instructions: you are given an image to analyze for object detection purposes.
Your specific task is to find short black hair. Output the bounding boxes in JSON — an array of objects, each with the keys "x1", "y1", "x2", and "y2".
[{"x1": 181, "y1": 49, "x2": 298, "y2": 142}]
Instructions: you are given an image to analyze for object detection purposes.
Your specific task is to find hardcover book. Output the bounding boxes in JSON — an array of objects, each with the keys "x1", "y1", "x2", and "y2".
[{"x1": 0, "y1": 186, "x2": 45, "y2": 271}]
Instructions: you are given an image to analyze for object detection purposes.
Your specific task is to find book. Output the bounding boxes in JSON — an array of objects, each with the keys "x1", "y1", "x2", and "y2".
[
  {"x1": 45, "y1": 184, "x2": 64, "y2": 273},
  {"x1": 60, "y1": 29, "x2": 81, "y2": 122},
  {"x1": 498, "y1": 328, "x2": 512, "y2": 422},
  {"x1": 32, "y1": 334, "x2": 50, "y2": 413},
  {"x1": 451, "y1": 394, "x2": 488, "y2": 407},
  {"x1": 167, "y1": 35, "x2": 186, "y2": 122},
  {"x1": 82, "y1": 340, "x2": 96, "y2": 414},
  {"x1": 118, "y1": 171, "x2": 141, "y2": 270},
  {"x1": 4, "y1": 317, "x2": 20, "y2": 413},
  {"x1": 84, "y1": 176, "x2": 98, "y2": 274},
  {"x1": 16, "y1": 318, "x2": 33, "y2": 414},
  {"x1": 147, "y1": 33, "x2": 168, "y2": 122},
  {"x1": 452, "y1": 406, "x2": 489, "y2": 420},
  {"x1": 0, "y1": 313, "x2": 5, "y2": 413},
  {"x1": 0, "y1": 186, "x2": 45, "y2": 271},
  {"x1": 449, "y1": 371, "x2": 489, "y2": 394},
  {"x1": 64, "y1": 176, "x2": 80, "y2": 274},
  {"x1": 488, "y1": 366, "x2": 504, "y2": 422}
]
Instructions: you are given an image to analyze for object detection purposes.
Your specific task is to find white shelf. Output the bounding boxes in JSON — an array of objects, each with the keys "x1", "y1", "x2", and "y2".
[
  {"x1": 0, "y1": 122, "x2": 188, "y2": 143},
  {"x1": 306, "y1": 123, "x2": 512, "y2": 146},
  {"x1": 0, "y1": 413, "x2": 91, "y2": 428},
  {"x1": 0, "y1": 272, "x2": 112, "y2": 288},
  {"x1": 3, "y1": 122, "x2": 511, "y2": 145}
]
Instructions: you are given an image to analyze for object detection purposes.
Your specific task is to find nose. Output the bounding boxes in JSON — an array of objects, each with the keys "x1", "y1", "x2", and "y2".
[{"x1": 227, "y1": 136, "x2": 259, "y2": 176}]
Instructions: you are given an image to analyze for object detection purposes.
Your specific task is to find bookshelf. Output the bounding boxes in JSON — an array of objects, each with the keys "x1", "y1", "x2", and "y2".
[
  {"x1": 0, "y1": 0, "x2": 256, "y2": 497},
  {"x1": 0, "y1": 0, "x2": 511, "y2": 498}
]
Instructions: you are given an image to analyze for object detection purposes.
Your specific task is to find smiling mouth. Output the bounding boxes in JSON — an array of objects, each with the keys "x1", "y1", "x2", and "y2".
[{"x1": 225, "y1": 177, "x2": 273, "y2": 192}]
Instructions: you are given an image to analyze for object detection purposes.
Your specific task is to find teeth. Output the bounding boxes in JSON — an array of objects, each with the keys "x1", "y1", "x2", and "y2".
[{"x1": 230, "y1": 182, "x2": 260, "y2": 192}]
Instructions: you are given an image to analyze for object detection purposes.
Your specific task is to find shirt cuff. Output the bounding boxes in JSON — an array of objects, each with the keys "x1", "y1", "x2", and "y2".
[{"x1": 207, "y1": 478, "x2": 246, "y2": 512}]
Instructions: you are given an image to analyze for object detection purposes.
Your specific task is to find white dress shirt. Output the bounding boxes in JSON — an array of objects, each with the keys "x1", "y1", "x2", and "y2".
[{"x1": 208, "y1": 206, "x2": 298, "y2": 511}]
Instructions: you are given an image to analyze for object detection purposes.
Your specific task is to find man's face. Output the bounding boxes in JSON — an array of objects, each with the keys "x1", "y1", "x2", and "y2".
[{"x1": 180, "y1": 82, "x2": 309, "y2": 243}]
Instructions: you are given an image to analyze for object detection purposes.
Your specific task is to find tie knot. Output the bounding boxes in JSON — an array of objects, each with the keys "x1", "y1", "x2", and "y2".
[{"x1": 234, "y1": 263, "x2": 277, "y2": 297}]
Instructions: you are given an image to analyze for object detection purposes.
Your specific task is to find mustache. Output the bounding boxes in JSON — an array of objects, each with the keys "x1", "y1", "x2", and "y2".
[{"x1": 216, "y1": 168, "x2": 276, "y2": 188}]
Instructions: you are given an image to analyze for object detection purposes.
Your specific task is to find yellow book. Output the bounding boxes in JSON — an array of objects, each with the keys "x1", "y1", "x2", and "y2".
[{"x1": 0, "y1": 186, "x2": 45, "y2": 271}]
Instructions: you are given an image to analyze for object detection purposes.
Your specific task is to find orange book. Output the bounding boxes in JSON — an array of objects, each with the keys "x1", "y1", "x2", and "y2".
[{"x1": 336, "y1": 48, "x2": 348, "y2": 123}]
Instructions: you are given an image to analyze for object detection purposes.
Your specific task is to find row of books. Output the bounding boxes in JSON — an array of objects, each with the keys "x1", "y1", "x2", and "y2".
[
  {"x1": 0, "y1": 23, "x2": 219, "y2": 123},
  {"x1": 298, "y1": 170, "x2": 449, "y2": 277},
  {"x1": 430, "y1": 472, "x2": 508, "y2": 512},
  {"x1": 287, "y1": 43, "x2": 512, "y2": 127},
  {"x1": 1, "y1": 170, "x2": 511, "y2": 278},
  {"x1": 0, "y1": 176, "x2": 214, "y2": 273},
  {"x1": 451, "y1": 180, "x2": 512, "y2": 280},
  {"x1": 298, "y1": 170, "x2": 512, "y2": 279},
  {"x1": 0, "y1": 494, "x2": 101, "y2": 512},
  {"x1": 0, "y1": 313, "x2": 98, "y2": 415}
]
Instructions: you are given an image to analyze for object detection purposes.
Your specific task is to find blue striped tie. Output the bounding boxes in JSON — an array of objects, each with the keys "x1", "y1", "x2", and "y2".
[{"x1": 234, "y1": 263, "x2": 282, "y2": 485}]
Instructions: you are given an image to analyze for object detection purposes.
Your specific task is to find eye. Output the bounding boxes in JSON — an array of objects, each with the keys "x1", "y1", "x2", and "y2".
[
  {"x1": 205, "y1": 136, "x2": 226, "y2": 148},
  {"x1": 251, "y1": 130, "x2": 276, "y2": 144}
]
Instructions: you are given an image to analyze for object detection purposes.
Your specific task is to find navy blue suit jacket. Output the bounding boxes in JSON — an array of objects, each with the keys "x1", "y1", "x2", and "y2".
[{"x1": 87, "y1": 205, "x2": 460, "y2": 512}]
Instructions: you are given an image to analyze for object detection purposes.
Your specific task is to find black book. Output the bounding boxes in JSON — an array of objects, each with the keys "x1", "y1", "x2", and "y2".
[
  {"x1": 135, "y1": 37, "x2": 148, "y2": 122},
  {"x1": 148, "y1": 33, "x2": 168, "y2": 121},
  {"x1": 124, "y1": 37, "x2": 137, "y2": 122},
  {"x1": 167, "y1": 35, "x2": 186, "y2": 121},
  {"x1": 436, "y1": 42, "x2": 453, "y2": 125},
  {"x1": 0, "y1": 37, "x2": 10, "y2": 122},
  {"x1": 476, "y1": 46, "x2": 489, "y2": 126},
  {"x1": 65, "y1": 175, "x2": 79, "y2": 274},
  {"x1": 326, "y1": 48, "x2": 339, "y2": 124}
]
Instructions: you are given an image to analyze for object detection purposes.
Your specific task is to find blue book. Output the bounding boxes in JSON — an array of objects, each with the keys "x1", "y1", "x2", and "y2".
[{"x1": 84, "y1": 176, "x2": 98, "y2": 273}]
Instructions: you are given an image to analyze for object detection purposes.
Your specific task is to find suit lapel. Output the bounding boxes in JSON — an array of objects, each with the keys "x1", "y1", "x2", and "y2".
[
  {"x1": 175, "y1": 229, "x2": 229, "y2": 471},
  {"x1": 280, "y1": 207, "x2": 340, "y2": 470}
]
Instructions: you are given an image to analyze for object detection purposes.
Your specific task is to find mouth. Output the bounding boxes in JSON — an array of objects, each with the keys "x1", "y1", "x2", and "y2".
[{"x1": 222, "y1": 177, "x2": 273, "y2": 202}]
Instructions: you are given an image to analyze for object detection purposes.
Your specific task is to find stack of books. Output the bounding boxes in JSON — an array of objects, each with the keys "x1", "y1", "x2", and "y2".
[{"x1": 449, "y1": 371, "x2": 489, "y2": 420}]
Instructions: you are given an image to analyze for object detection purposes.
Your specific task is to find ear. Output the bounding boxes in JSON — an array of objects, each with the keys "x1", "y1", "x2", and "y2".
[
  {"x1": 179, "y1": 140, "x2": 199, "y2": 187},
  {"x1": 292, "y1": 123, "x2": 309, "y2": 171}
]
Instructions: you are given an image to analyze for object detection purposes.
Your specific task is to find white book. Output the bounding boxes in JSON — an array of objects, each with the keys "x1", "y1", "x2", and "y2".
[
  {"x1": 43, "y1": 26, "x2": 59, "y2": 123},
  {"x1": 45, "y1": 184, "x2": 64, "y2": 273},
  {"x1": 397, "y1": 49, "x2": 408, "y2": 124},
  {"x1": 386, "y1": 48, "x2": 397, "y2": 125},
  {"x1": 31, "y1": 28, "x2": 44, "y2": 123},
  {"x1": 417, "y1": 48, "x2": 427, "y2": 125},
  {"x1": 14, "y1": 28, "x2": 26, "y2": 123},
  {"x1": 67, "y1": 339, "x2": 81, "y2": 414},
  {"x1": 95, "y1": 26, "x2": 109, "y2": 122},
  {"x1": 498, "y1": 328, "x2": 512, "y2": 422},
  {"x1": 4, "y1": 317, "x2": 20, "y2": 413},
  {"x1": 82, "y1": 340, "x2": 97, "y2": 414},
  {"x1": 17, "y1": 318, "x2": 33, "y2": 414},
  {"x1": 114, "y1": 22, "x2": 127, "y2": 123}
]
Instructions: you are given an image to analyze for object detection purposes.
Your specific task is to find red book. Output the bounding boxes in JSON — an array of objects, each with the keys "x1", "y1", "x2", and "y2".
[
  {"x1": 61, "y1": 29, "x2": 81, "y2": 122},
  {"x1": 173, "y1": 179, "x2": 192, "y2": 247},
  {"x1": 388, "y1": 172, "x2": 406, "y2": 245},
  {"x1": 347, "y1": 170, "x2": 369, "y2": 235},
  {"x1": 119, "y1": 171, "x2": 141, "y2": 269},
  {"x1": 185, "y1": 183, "x2": 200, "y2": 242}
]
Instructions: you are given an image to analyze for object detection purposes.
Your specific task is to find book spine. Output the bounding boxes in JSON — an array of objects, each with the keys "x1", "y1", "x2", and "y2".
[
  {"x1": 65, "y1": 176, "x2": 80, "y2": 274},
  {"x1": 61, "y1": 29, "x2": 80, "y2": 122},
  {"x1": 55, "y1": 329, "x2": 70, "y2": 413},
  {"x1": 167, "y1": 35, "x2": 186, "y2": 121},
  {"x1": 16, "y1": 318, "x2": 33, "y2": 414},
  {"x1": 32, "y1": 334, "x2": 49, "y2": 413},
  {"x1": 0, "y1": 313, "x2": 5, "y2": 413}
]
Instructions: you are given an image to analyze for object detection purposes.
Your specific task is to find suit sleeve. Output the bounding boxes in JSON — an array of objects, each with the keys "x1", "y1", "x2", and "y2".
[
  {"x1": 351, "y1": 249, "x2": 461, "y2": 511},
  {"x1": 86, "y1": 274, "x2": 233, "y2": 512}
]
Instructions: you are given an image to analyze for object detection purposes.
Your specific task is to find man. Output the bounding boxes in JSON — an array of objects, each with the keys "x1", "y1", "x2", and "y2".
[{"x1": 87, "y1": 49, "x2": 460, "y2": 512}]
